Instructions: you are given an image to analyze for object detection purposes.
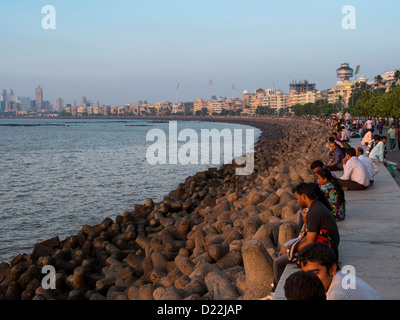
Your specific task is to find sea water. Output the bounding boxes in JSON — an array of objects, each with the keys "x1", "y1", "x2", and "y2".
[{"x1": 0, "y1": 118, "x2": 260, "y2": 263}]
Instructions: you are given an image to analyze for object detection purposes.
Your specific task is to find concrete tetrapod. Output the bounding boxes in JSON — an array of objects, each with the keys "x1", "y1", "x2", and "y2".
[{"x1": 241, "y1": 239, "x2": 274, "y2": 300}]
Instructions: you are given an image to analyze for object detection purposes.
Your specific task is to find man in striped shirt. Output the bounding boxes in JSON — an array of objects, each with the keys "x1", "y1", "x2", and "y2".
[{"x1": 298, "y1": 243, "x2": 382, "y2": 300}]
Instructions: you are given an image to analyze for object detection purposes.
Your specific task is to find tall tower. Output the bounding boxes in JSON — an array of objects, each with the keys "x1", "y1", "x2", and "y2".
[
  {"x1": 336, "y1": 63, "x2": 354, "y2": 81},
  {"x1": 35, "y1": 85, "x2": 43, "y2": 112}
]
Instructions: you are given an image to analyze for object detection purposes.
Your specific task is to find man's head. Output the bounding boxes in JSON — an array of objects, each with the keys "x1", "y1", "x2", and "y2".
[
  {"x1": 298, "y1": 243, "x2": 338, "y2": 292},
  {"x1": 310, "y1": 160, "x2": 325, "y2": 175},
  {"x1": 345, "y1": 147, "x2": 356, "y2": 159},
  {"x1": 356, "y1": 147, "x2": 364, "y2": 157},
  {"x1": 329, "y1": 142, "x2": 337, "y2": 152},
  {"x1": 284, "y1": 270, "x2": 326, "y2": 300},
  {"x1": 381, "y1": 136, "x2": 387, "y2": 143},
  {"x1": 373, "y1": 135, "x2": 381, "y2": 142},
  {"x1": 292, "y1": 183, "x2": 317, "y2": 209}
]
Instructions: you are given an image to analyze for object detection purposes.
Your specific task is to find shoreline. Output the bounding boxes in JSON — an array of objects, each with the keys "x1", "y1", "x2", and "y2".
[{"x1": 0, "y1": 116, "x2": 332, "y2": 300}]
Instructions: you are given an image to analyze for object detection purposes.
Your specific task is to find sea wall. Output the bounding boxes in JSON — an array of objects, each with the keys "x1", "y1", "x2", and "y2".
[{"x1": 0, "y1": 117, "x2": 332, "y2": 300}]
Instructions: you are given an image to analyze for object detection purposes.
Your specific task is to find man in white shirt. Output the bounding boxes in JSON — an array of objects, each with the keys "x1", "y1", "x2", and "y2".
[
  {"x1": 369, "y1": 136, "x2": 387, "y2": 162},
  {"x1": 356, "y1": 147, "x2": 379, "y2": 183},
  {"x1": 299, "y1": 243, "x2": 382, "y2": 300},
  {"x1": 337, "y1": 148, "x2": 371, "y2": 190}
]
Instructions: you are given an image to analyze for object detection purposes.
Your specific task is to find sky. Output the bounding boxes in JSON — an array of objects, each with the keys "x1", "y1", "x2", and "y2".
[{"x1": 0, "y1": 0, "x2": 399, "y2": 106}]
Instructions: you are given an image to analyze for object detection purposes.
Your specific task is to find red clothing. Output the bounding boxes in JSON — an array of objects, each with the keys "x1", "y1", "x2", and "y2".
[{"x1": 397, "y1": 128, "x2": 400, "y2": 140}]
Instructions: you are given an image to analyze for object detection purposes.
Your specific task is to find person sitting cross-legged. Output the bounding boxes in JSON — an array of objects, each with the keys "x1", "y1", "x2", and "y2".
[{"x1": 337, "y1": 148, "x2": 371, "y2": 191}]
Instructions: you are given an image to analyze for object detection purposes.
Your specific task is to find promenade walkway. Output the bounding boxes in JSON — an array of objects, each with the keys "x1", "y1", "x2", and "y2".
[{"x1": 274, "y1": 135, "x2": 400, "y2": 300}]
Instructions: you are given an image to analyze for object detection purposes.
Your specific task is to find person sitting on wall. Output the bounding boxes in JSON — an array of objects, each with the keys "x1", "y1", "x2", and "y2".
[
  {"x1": 325, "y1": 142, "x2": 345, "y2": 171},
  {"x1": 337, "y1": 148, "x2": 371, "y2": 191}
]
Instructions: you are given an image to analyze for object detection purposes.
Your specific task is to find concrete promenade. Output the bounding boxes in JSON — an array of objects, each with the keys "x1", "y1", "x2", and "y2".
[{"x1": 274, "y1": 135, "x2": 400, "y2": 300}]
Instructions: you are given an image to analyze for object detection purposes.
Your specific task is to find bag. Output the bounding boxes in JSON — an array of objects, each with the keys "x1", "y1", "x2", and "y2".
[
  {"x1": 316, "y1": 229, "x2": 334, "y2": 248},
  {"x1": 287, "y1": 236, "x2": 304, "y2": 262},
  {"x1": 287, "y1": 229, "x2": 334, "y2": 262}
]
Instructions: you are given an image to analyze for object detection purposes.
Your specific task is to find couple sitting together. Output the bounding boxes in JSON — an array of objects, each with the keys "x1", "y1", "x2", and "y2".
[{"x1": 324, "y1": 143, "x2": 379, "y2": 191}]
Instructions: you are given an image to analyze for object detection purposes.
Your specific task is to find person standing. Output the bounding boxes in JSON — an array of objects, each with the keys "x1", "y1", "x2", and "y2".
[
  {"x1": 397, "y1": 126, "x2": 400, "y2": 151},
  {"x1": 387, "y1": 123, "x2": 397, "y2": 152},
  {"x1": 377, "y1": 119, "x2": 385, "y2": 135}
]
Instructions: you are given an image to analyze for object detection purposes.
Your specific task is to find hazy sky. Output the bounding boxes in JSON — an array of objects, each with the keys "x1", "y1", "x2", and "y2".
[{"x1": 1, "y1": 0, "x2": 399, "y2": 105}]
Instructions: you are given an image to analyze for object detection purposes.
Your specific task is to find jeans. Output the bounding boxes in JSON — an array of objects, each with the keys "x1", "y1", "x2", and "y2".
[
  {"x1": 389, "y1": 139, "x2": 396, "y2": 151},
  {"x1": 273, "y1": 254, "x2": 291, "y2": 288}
]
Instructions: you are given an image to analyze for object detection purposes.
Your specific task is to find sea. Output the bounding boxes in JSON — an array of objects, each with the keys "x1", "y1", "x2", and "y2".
[{"x1": 0, "y1": 118, "x2": 260, "y2": 263}]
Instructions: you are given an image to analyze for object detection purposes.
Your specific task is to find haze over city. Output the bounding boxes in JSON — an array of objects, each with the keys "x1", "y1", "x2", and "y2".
[{"x1": 1, "y1": 0, "x2": 399, "y2": 105}]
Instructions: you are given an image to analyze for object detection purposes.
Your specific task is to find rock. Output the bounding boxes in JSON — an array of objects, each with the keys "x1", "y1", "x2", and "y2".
[
  {"x1": 204, "y1": 271, "x2": 239, "y2": 300},
  {"x1": 241, "y1": 239, "x2": 274, "y2": 300}
]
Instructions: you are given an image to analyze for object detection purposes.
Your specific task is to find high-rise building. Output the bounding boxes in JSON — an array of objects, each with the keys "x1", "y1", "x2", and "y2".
[
  {"x1": 35, "y1": 86, "x2": 43, "y2": 111},
  {"x1": 55, "y1": 98, "x2": 64, "y2": 113},
  {"x1": 81, "y1": 96, "x2": 87, "y2": 108},
  {"x1": 0, "y1": 89, "x2": 6, "y2": 112}
]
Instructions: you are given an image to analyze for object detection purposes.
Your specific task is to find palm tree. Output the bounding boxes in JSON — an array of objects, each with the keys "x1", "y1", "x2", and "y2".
[
  {"x1": 375, "y1": 75, "x2": 384, "y2": 88},
  {"x1": 394, "y1": 70, "x2": 400, "y2": 84}
]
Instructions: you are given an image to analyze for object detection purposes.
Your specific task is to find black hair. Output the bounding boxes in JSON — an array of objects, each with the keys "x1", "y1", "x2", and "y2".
[
  {"x1": 308, "y1": 182, "x2": 333, "y2": 212},
  {"x1": 298, "y1": 242, "x2": 339, "y2": 272},
  {"x1": 284, "y1": 270, "x2": 326, "y2": 300},
  {"x1": 373, "y1": 134, "x2": 380, "y2": 140},
  {"x1": 310, "y1": 160, "x2": 324, "y2": 170},
  {"x1": 381, "y1": 136, "x2": 387, "y2": 140},
  {"x1": 345, "y1": 147, "x2": 356, "y2": 157},
  {"x1": 328, "y1": 137, "x2": 335, "y2": 142},
  {"x1": 316, "y1": 168, "x2": 346, "y2": 208},
  {"x1": 292, "y1": 182, "x2": 317, "y2": 200}
]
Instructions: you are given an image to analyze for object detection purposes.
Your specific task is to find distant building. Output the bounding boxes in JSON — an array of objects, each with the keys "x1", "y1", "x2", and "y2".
[
  {"x1": 328, "y1": 63, "x2": 355, "y2": 107},
  {"x1": 289, "y1": 80, "x2": 316, "y2": 107},
  {"x1": 35, "y1": 86, "x2": 43, "y2": 111},
  {"x1": 55, "y1": 98, "x2": 64, "y2": 113}
]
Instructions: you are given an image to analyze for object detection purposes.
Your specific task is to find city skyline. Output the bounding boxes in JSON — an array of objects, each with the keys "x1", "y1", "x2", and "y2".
[{"x1": 1, "y1": 1, "x2": 399, "y2": 105}]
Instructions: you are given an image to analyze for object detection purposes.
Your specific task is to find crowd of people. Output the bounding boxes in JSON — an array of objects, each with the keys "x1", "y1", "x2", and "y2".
[{"x1": 268, "y1": 113, "x2": 386, "y2": 300}]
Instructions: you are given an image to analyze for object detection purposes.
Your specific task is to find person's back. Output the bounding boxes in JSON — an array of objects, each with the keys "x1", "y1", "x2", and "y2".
[
  {"x1": 307, "y1": 200, "x2": 340, "y2": 259},
  {"x1": 369, "y1": 141, "x2": 385, "y2": 161},
  {"x1": 327, "y1": 269, "x2": 382, "y2": 300},
  {"x1": 343, "y1": 156, "x2": 371, "y2": 186}
]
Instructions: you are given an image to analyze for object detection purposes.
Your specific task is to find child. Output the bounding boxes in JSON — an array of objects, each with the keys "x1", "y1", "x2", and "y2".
[{"x1": 316, "y1": 168, "x2": 346, "y2": 221}]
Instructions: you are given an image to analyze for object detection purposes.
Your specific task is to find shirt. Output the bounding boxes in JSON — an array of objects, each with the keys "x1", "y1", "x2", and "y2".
[
  {"x1": 388, "y1": 128, "x2": 396, "y2": 139},
  {"x1": 306, "y1": 201, "x2": 340, "y2": 252},
  {"x1": 321, "y1": 182, "x2": 345, "y2": 221},
  {"x1": 369, "y1": 141, "x2": 385, "y2": 162},
  {"x1": 358, "y1": 155, "x2": 379, "y2": 180},
  {"x1": 340, "y1": 157, "x2": 371, "y2": 187},
  {"x1": 327, "y1": 271, "x2": 382, "y2": 300},
  {"x1": 329, "y1": 148, "x2": 344, "y2": 169}
]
